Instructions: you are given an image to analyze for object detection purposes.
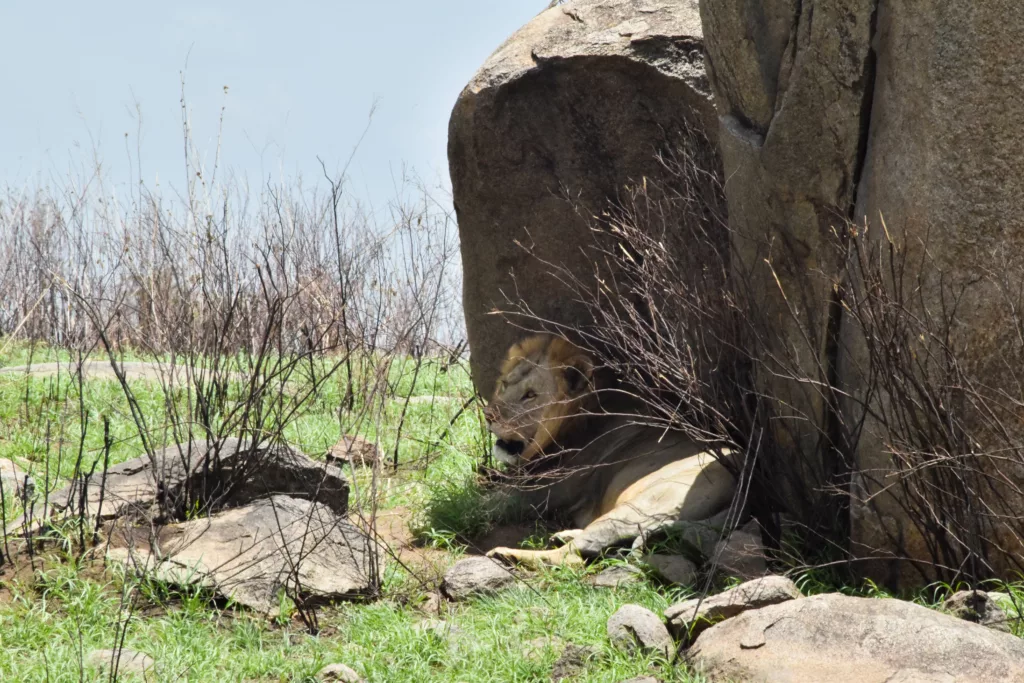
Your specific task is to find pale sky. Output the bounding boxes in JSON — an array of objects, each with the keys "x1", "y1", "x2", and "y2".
[{"x1": 0, "y1": 1, "x2": 541, "y2": 208}]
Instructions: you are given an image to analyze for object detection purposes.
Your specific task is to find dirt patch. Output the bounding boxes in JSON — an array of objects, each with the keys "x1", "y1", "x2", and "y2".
[
  {"x1": 361, "y1": 507, "x2": 450, "y2": 584},
  {"x1": 466, "y1": 523, "x2": 548, "y2": 556}
]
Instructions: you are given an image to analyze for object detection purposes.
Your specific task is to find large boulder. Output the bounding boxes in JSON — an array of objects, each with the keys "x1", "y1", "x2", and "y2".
[
  {"x1": 449, "y1": 0, "x2": 718, "y2": 395},
  {"x1": 700, "y1": 0, "x2": 1024, "y2": 585},
  {"x1": 842, "y1": 0, "x2": 1024, "y2": 587},
  {"x1": 687, "y1": 593, "x2": 1024, "y2": 683}
]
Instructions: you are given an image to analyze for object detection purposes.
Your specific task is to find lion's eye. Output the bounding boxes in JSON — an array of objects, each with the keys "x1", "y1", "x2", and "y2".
[{"x1": 522, "y1": 390, "x2": 536, "y2": 402}]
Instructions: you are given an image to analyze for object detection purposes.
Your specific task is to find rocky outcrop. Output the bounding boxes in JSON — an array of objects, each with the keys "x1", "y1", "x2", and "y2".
[
  {"x1": 698, "y1": 0, "x2": 877, "y2": 525},
  {"x1": 842, "y1": 1, "x2": 1024, "y2": 587},
  {"x1": 687, "y1": 593, "x2": 1024, "y2": 683},
  {"x1": 450, "y1": 0, "x2": 719, "y2": 395},
  {"x1": 665, "y1": 575, "x2": 802, "y2": 639},
  {"x1": 700, "y1": 0, "x2": 1024, "y2": 585}
]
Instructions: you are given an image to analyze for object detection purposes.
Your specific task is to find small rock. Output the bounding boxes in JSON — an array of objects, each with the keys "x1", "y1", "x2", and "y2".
[
  {"x1": 317, "y1": 663, "x2": 363, "y2": 682},
  {"x1": 607, "y1": 604, "x2": 674, "y2": 659},
  {"x1": 644, "y1": 555, "x2": 698, "y2": 586},
  {"x1": 711, "y1": 520, "x2": 767, "y2": 579},
  {"x1": 415, "y1": 619, "x2": 464, "y2": 654},
  {"x1": 415, "y1": 591, "x2": 443, "y2": 615},
  {"x1": 327, "y1": 435, "x2": 380, "y2": 468},
  {"x1": 441, "y1": 556, "x2": 515, "y2": 601},
  {"x1": 415, "y1": 619, "x2": 463, "y2": 640},
  {"x1": 551, "y1": 644, "x2": 598, "y2": 682},
  {"x1": 85, "y1": 649, "x2": 154, "y2": 675},
  {"x1": 942, "y1": 590, "x2": 1011, "y2": 632},
  {"x1": 665, "y1": 575, "x2": 801, "y2": 639},
  {"x1": 522, "y1": 635, "x2": 565, "y2": 662},
  {"x1": 0, "y1": 458, "x2": 33, "y2": 500},
  {"x1": 512, "y1": 605, "x2": 551, "y2": 624},
  {"x1": 987, "y1": 591, "x2": 1022, "y2": 623},
  {"x1": 588, "y1": 564, "x2": 643, "y2": 588}
]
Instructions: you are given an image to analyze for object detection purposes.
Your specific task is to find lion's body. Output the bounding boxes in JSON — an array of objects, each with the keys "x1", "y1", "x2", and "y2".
[{"x1": 484, "y1": 334, "x2": 737, "y2": 568}]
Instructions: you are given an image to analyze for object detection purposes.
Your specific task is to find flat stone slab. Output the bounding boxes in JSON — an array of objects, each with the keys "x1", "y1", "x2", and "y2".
[
  {"x1": 665, "y1": 575, "x2": 801, "y2": 639},
  {"x1": 588, "y1": 564, "x2": 644, "y2": 588},
  {"x1": 688, "y1": 593, "x2": 1024, "y2": 683},
  {"x1": 108, "y1": 495, "x2": 374, "y2": 615},
  {"x1": 18, "y1": 438, "x2": 348, "y2": 532}
]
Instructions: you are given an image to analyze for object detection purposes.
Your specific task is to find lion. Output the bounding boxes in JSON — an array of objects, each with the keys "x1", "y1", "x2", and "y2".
[{"x1": 483, "y1": 333, "x2": 739, "y2": 568}]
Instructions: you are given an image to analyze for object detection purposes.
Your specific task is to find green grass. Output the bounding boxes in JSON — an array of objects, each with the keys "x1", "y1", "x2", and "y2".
[
  {"x1": 0, "y1": 559, "x2": 705, "y2": 682},
  {"x1": 0, "y1": 340, "x2": 707, "y2": 682},
  {"x1": 2, "y1": 339, "x2": 1022, "y2": 682}
]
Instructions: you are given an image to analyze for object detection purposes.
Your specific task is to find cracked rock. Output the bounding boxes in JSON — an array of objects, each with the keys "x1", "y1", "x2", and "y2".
[{"x1": 665, "y1": 575, "x2": 801, "y2": 639}]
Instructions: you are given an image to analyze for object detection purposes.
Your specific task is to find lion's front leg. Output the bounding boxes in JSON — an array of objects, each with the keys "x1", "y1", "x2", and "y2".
[{"x1": 486, "y1": 542, "x2": 585, "y2": 569}]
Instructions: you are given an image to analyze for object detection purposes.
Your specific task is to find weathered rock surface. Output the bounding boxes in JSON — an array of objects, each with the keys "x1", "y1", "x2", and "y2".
[
  {"x1": 326, "y1": 435, "x2": 380, "y2": 469},
  {"x1": 440, "y1": 556, "x2": 516, "y2": 601},
  {"x1": 450, "y1": 0, "x2": 719, "y2": 395},
  {"x1": 844, "y1": 0, "x2": 1024, "y2": 587},
  {"x1": 643, "y1": 555, "x2": 697, "y2": 586},
  {"x1": 0, "y1": 458, "x2": 33, "y2": 500},
  {"x1": 665, "y1": 575, "x2": 801, "y2": 638},
  {"x1": 108, "y1": 495, "x2": 374, "y2": 614},
  {"x1": 551, "y1": 643, "x2": 598, "y2": 682},
  {"x1": 588, "y1": 564, "x2": 643, "y2": 589},
  {"x1": 85, "y1": 648, "x2": 154, "y2": 676},
  {"x1": 699, "y1": 0, "x2": 878, "y2": 526},
  {"x1": 607, "y1": 604, "x2": 674, "y2": 659},
  {"x1": 45, "y1": 438, "x2": 348, "y2": 524},
  {"x1": 688, "y1": 593, "x2": 1024, "y2": 683},
  {"x1": 943, "y1": 590, "x2": 1011, "y2": 633},
  {"x1": 701, "y1": 0, "x2": 1024, "y2": 587},
  {"x1": 316, "y1": 663, "x2": 363, "y2": 682},
  {"x1": 711, "y1": 520, "x2": 767, "y2": 579}
]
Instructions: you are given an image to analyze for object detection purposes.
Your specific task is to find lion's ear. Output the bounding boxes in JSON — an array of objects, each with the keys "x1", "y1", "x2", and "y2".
[{"x1": 561, "y1": 354, "x2": 594, "y2": 396}]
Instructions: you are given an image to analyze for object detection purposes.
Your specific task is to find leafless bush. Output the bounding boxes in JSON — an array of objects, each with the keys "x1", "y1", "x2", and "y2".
[
  {"x1": 0, "y1": 84, "x2": 468, "y2": 651},
  {"x1": 502, "y1": 123, "x2": 1024, "y2": 585},
  {"x1": 840, "y1": 220, "x2": 1024, "y2": 584}
]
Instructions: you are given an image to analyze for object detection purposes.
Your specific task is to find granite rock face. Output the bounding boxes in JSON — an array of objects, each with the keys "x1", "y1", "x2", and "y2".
[{"x1": 450, "y1": 0, "x2": 719, "y2": 395}]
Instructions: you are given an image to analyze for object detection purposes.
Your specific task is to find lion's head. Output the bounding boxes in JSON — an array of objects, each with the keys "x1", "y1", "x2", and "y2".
[{"x1": 483, "y1": 334, "x2": 596, "y2": 466}]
